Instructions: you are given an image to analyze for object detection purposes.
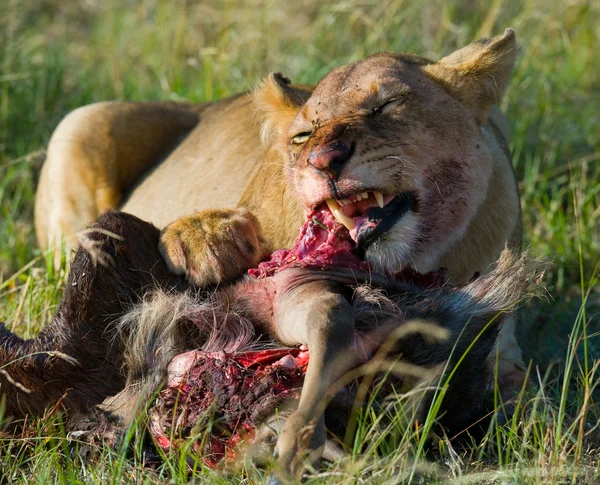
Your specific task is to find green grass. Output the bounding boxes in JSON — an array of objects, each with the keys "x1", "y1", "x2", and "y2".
[{"x1": 0, "y1": 0, "x2": 599, "y2": 483}]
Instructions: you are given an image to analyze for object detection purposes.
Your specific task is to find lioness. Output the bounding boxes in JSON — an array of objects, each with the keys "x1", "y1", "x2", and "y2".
[{"x1": 35, "y1": 29, "x2": 525, "y2": 394}]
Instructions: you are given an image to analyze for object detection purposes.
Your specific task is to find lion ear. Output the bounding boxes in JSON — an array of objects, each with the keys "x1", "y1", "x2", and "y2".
[
  {"x1": 253, "y1": 72, "x2": 307, "y2": 146},
  {"x1": 424, "y1": 28, "x2": 517, "y2": 124}
]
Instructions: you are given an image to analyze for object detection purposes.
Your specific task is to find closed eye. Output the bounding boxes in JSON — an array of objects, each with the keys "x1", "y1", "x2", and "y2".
[
  {"x1": 291, "y1": 131, "x2": 312, "y2": 145},
  {"x1": 372, "y1": 96, "x2": 407, "y2": 115}
]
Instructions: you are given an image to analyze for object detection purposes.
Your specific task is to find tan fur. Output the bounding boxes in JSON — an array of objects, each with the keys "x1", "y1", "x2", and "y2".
[
  {"x1": 35, "y1": 30, "x2": 524, "y2": 386},
  {"x1": 253, "y1": 72, "x2": 312, "y2": 146},
  {"x1": 425, "y1": 29, "x2": 517, "y2": 124},
  {"x1": 35, "y1": 101, "x2": 204, "y2": 263},
  {"x1": 252, "y1": 28, "x2": 520, "y2": 281},
  {"x1": 159, "y1": 208, "x2": 265, "y2": 286}
]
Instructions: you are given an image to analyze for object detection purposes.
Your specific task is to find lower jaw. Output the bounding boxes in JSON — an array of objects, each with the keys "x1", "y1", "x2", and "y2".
[{"x1": 362, "y1": 241, "x2": 408, "y2": 276}]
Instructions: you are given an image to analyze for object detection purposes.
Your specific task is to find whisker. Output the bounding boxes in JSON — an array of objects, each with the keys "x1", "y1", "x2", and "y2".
[{"x1": 386, "y1": 140, "x2": 445, "y2": 153}]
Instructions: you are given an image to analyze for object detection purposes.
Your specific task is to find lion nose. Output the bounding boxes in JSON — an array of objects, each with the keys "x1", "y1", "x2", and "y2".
[{"x1": 307, "y1": 141, "x2": 353, "y2": 179}]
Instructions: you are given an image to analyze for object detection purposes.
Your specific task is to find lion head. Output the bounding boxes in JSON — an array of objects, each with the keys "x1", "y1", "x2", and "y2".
[{"x1": 254, "y1": 29, "x2": 518, "y2": 276}]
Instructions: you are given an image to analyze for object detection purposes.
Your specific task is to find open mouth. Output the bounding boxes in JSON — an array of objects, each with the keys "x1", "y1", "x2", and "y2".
[
  {"x1": 323, "y1": 191, "x2": 417, "y2": 249},
  {"x1": 248, "y1": 190, "x2": 417, "y2": 279}
]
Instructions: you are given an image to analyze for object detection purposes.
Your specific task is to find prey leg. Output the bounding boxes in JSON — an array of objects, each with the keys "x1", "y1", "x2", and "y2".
[{"x1": 271, "y1": 281, "x2": 354, "y2": 479}]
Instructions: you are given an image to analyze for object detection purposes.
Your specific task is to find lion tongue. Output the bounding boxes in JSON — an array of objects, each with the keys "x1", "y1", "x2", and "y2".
[
  {"x1": 326, "y1": 196, "x2": 389, "y2": 243},
  {"x1": 349, "y1": 215, "x2": 379, "y2": 242}
]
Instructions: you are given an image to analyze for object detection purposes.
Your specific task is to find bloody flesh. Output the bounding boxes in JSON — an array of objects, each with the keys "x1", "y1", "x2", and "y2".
[
  {"x1": 149, "y1": 349, "x2": 309, "y2": 467},
  {"x1": 150, "y1": 206, "x2": 450, "y2": 465},
  {"x1": 248, "y1": 206, "x2": 448, "y2": 288},
  {"x1": 248, "y1": 207, "x2": 369, "y2": 278}
]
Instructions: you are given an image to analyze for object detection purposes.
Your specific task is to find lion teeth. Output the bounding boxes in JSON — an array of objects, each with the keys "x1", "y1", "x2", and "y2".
[
  {"x1": 325, "y1": 198, "x2": 356, "y2": 231},
  {"x1": 326, "y1": 198, "x2": 341, "y2": 212},
  {"x1": 361, "y1": 192, "x2": 368, "y2": 199},
  {"x1": 334, "y1": 210, "x2": 356, "y2": 230},
  {"x1": 373, "y1": 191, "x2": 384, "y2": 208}
]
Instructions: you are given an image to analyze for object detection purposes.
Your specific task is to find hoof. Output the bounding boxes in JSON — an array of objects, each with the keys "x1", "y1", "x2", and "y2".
[
  {"x1": 495, "y1": 401, "x2": 516, "y2": 426},
  {"x1": 266, "y1": 474, "x2": 285, "y2": 485},
  {"x1": 67, "y1": 408, "x2": 124, "y2": 460}
]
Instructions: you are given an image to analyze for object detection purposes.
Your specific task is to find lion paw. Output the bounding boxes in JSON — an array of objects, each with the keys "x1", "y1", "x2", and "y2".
[{"x1": 159, "y1": 208, "x2": 265, "y2": 287}]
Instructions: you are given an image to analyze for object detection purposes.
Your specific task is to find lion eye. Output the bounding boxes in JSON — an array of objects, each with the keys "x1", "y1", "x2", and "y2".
[
  {"x1": 291, "y1": 131, "x2": 312, "y2": 145},
  {"x1": 372, "y1": 97, "x2": 402, "y2": 115}
]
